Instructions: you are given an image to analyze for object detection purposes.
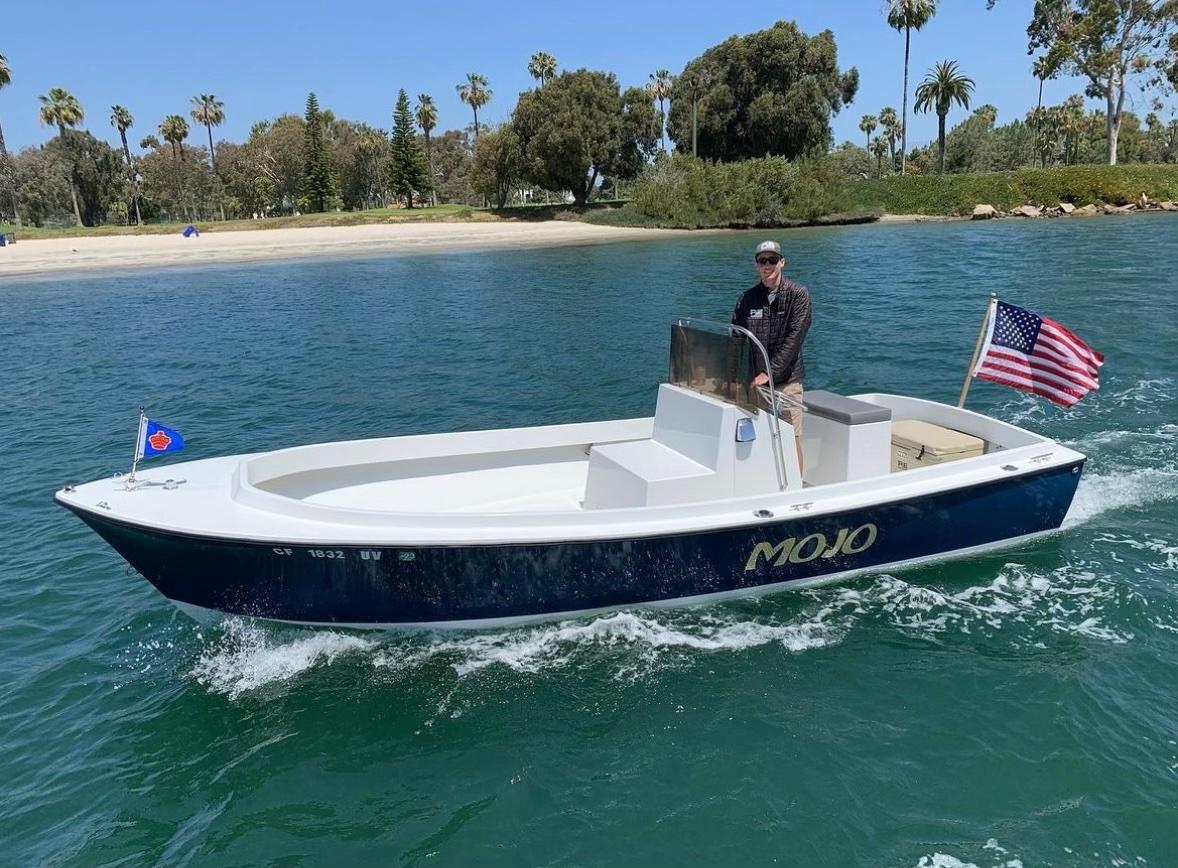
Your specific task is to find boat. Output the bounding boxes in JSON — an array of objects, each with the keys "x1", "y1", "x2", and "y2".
[{"x1": 55, "y1": 320, "x2": 1085, "y2": 629}]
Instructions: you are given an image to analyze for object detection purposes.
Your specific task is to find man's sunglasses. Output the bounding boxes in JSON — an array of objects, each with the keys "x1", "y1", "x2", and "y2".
[{"x1": 755, "y1": 256, "x2": 782, "y2": 266}]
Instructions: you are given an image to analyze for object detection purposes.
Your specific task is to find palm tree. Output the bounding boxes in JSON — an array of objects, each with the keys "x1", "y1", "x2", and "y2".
[
  {"x1": 886, "y1": 0, "x2": 937, "y2": 175},
  {"x1": 648, "y1": 69, "x2": 673, "y2": 153},
  {"x1": 191, "y1": 94, "x2": 226, "y2": 220},
  {"x1": 456, "y1": 73, "x2": 491, "y2": 142},
  {"x1": 159, "y1": 114, "x2": 191, "y2": 219},
  {"x1": 38, "y1": 87, "x2": 85, "y2": 226},
  {"x1": 159, "y1": 114, "x2": 189, "y2": 160},
  {"x1": 679, "y1": 67, "x2": 713, "y2": 157},
  {"x1": 0, "y1": 54, "x2": 20, "y2": 226},
  {"x1": 879, "y1": 105, "x2": 900, "y2": 167},
  {"x1": 110, "y1": 105, "x2": 143, "y2": 226},
  {"x1": 415, "y1": 94, "x2": 438, "y2": 206},
  {"x1": 859, "y1": 114, "x2": 878, "y2": 150},
  {"x1": 528, "y1": 52, "x2": 557, "y2": 86},
  {"x1": 914, "y1": 60, "x2": 974, "y2": 174},
  {"x1": 190, "y1": 94, "x2": 224, "y2": 170},
  {"x1": 870, "y1": 136, "x2": 889, "y2": 178},
  {"x1": 1030, "y1": 55, "x2": 1061, "y2": 143}
]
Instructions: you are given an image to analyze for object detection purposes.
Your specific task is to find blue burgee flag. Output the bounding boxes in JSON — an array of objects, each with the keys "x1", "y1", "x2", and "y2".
[{"x1": 138, "y1": 418, "x2": 185, "y2": 459}]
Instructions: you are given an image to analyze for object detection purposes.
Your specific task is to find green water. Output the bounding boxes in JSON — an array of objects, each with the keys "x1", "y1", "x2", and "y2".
[{"x1": 2, "y1": 216, "x2": 1176, "y2": 866}]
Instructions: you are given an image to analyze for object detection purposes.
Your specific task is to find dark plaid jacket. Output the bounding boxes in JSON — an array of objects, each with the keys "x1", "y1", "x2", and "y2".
[{"x1": 731, "y1": 278, "x2": 812, "y2": 385}]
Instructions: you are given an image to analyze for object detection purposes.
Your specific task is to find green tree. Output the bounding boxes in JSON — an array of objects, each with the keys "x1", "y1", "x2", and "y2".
[
  {"x1": 886, "y1": 0, "x2": 938, "y2": 174},
  {"x1": 390, "y1": 89, "x2": 429, "y2": 208},
  {"x1": 37, "y1": 87, "x2": 85, "y2": 225},
  {"x1": 430, "y1": 129, "x2": 476, "y2": 204},
  {"x1": 56, "y1": 130, "x2": 125, "y2": 225},
  {"x1": 10, "y1": 145, "x2": 70, "y2": 225},
  {"x1": 159, "y1": 114, "x2": 192, "y2": 218},
  {"x1": 914, "y1": 60, "x2": 974, "y2": 174},
  {"x1": 1030, "y1": 55, "x2": 1061, "y2": 131},
  {"x1": 415, "y1": 94, "x2": 439, "y2": 206},
  {"x1": 513, "y1": 69, "x2": 659, "y2": 206},
  {"x1": 870, "y1": 136, "x2": 889, "y2": 177},
  {"x1": 979, "y1": 117, "x2": 1035, "y2": 170},
  {"x1": 665, "y1": 22, "x2": 859, "y2": 162},
  {"x1": 300, "y1": 92, "x2": 338, "y2": 212},
  {"x1": 676, "y1": 66, "x2": 713, "y2": 157},
  {"x1": 1059, "y1": 95, "x2": 1087, "y2": 165},
  {"x1": 138, "y1": 140, "x2": 216, "y2": 221},
  {"x1": 0, "y1": 54, "x2": 20, "y2": 226},
  {"x1": 159, "y1": 114, "x2": 190, "y2": 160},
  {"x1": 110, "y1": 105, "x2": 143, "y2": 225},
  {"x1": 1031, "y1": 106, "x2": 1062, "y2": 166},
  {"x1": 878, "y1": 105, "x2": 900, "y2": 167},
  {"x1": 528, "y1": 52, "x2": 557, "y2": 86},
  {"x1": 648, "y1": 69, "x2": 673, "y2": 152},
  {"x1": 859, "y1": 114, "x2": 878, "y2": 150},
  {"x1": 943, "y1": 104, "x2": 997, "y2": 172},
  {"x1": 191, "y1": 93, "x2": 226, "y2": 220},
  {"x1": 456, "y1": 73, "x2": 491, "y2": 142},
  {"x1": 470, "y1": 124, "x2": 523, "y2": 208},
  {"x1": 830, "y1": 141, "x2": 873, "y2": 178},
  {"x1": 1028, "y1": 0, "x2": 1178, "y2": 164},
  {"x1": 251, "y1": 115, "x2": 306, "y2": 213}
]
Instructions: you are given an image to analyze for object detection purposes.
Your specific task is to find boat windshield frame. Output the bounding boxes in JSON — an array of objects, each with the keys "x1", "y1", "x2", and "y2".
[{"x1": 669, "y1": 317, "x2": 790, "y2": 490}]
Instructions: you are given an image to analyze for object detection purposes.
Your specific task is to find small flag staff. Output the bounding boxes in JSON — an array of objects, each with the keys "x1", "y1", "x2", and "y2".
[
  {"x1": 957, "y1": 293, "x2": 998, "y2": 408},
  {"x1": 128, "y1": 406, "x2": 147, "y2": 484}
]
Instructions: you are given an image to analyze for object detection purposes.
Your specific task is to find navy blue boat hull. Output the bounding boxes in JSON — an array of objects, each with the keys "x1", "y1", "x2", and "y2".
[{"x1": 62, "y1": 462, "x2": 1083, "y2": 626}]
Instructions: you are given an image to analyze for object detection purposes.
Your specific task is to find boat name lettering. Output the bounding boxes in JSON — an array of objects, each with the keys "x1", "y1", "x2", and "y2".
[
  {"x1": 272, "y1": 547, "x2": 294, "y2": 556},
  {"x1": 744, "y1": 523, "x2": 878, "y2": 571},
  {"x1": 360, "y1": 550, "x2": 382, "y2": 561},
  {"x1": 309, "y1": 549, "x2": 345, "y2": 559}
]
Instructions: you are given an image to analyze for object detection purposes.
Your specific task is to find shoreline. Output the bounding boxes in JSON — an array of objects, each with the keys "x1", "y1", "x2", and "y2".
[
  {"x1": 0, "y1": 221, "x2": 695, "y2": 279},
  {"x1": 3, "y1": 209, "x2": 1173, "y2": 278}
]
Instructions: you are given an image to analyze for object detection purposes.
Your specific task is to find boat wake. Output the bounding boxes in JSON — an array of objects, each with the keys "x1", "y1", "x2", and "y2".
[
  {"x1": 183, "y1": 555, "x2": 1152, "y2": 700},
  {"x1": 189, "y1": 620, "x2": 374, "y2": 699},
  {"x1": 994, "y1": 375, "x2": 1174, "y2": 426},
  {"x1": 1061, "y1": 422, "x2": 1177, "y2": 528}
]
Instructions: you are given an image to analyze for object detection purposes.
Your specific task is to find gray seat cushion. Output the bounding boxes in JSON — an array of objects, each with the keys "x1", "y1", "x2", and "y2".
[{"x1": 802, "y1": 390, "x2": 892, "y2": 425}]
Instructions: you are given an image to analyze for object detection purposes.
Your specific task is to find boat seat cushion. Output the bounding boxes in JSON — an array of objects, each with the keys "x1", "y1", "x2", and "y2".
[{"x1": 803, "y1": 390, "x2": 892, "y2": 425}]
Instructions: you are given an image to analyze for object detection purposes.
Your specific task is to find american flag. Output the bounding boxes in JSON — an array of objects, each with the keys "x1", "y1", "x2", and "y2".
[{"x1": 974, "y1": 300, "x2": 1104, "y2": 408}]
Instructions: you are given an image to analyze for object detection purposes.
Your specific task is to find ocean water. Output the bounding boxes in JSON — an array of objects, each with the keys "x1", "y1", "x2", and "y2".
[{"x1": 1, "y1": 215, "x2": 1176, "y2": 866}]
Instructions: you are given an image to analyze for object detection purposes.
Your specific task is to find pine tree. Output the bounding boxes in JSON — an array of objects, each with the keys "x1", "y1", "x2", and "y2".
[
  {"x1": 390, "y1": 89, "x2": 429, "y2": 208},
  {"x1": 300, "y1": 92, "x2": 338, "y2": 212}
]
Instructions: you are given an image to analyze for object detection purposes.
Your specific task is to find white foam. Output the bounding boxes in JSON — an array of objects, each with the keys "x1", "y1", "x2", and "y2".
[
  {"x1": 190, "y1": 618, "x2": 373, "y2": 698},
  {"x1": 1063, "y1": 467, "x2": 1178, "y2": 528},
  {"x1": 1107, "y1": 376, "x2": 1174, "y2": 409},
  {"x1": 917, "y1": 856, "x2": 979, "y2": 868},
  {"x1": 850, "y1": 565, "x2": 1135, "y2": 646},
  {"x1": 373, "y1": 609, "x2": 843, "y2": 679}
]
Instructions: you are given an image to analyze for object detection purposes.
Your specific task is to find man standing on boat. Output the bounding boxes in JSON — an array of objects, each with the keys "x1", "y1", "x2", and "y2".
[{"x1": 731, "y1": 240, "x2": 812, "y2": 467}]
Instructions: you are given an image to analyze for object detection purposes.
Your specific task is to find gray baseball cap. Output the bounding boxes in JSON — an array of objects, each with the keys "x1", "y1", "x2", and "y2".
[{"x1": 754, "y1": 240, "x2": 783, "y2": 259}]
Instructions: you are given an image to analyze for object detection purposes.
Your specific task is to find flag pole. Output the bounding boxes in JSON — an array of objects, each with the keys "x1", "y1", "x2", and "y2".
[
  {"x1": 957, "y1": 293, "x2": 997, "y2": 408},
  {"x1": 128, "y1": 406, "x2": 145, "y2": 482}
]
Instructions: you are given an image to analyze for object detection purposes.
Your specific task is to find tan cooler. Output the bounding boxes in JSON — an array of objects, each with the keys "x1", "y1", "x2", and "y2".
[{"x1": 891, "y1": 420, "x2": 984, "y2": 472}]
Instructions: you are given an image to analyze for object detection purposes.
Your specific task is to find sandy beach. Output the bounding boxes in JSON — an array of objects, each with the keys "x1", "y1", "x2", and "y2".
[{"x1": 0, "y1": 221, "x2": 692, "y2": 278}]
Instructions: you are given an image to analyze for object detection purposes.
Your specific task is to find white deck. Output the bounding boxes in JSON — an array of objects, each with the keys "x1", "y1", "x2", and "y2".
[
  {"x1": 302, "y1": 459, "x2": 591, "y2": 513},
  {"x1": 56, "y1": 391, "x2": 1083, "y2": 546}
]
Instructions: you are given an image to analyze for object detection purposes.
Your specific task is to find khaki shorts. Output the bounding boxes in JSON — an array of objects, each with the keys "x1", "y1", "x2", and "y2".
[{"x1": 777, "y1": 381, "x2": 803, "y2": 434}]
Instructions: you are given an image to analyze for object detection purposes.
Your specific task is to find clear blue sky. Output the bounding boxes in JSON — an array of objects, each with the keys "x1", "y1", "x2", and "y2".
[{"x1": 3, "y1": 0, "x2": 1173, "y2": 154}]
